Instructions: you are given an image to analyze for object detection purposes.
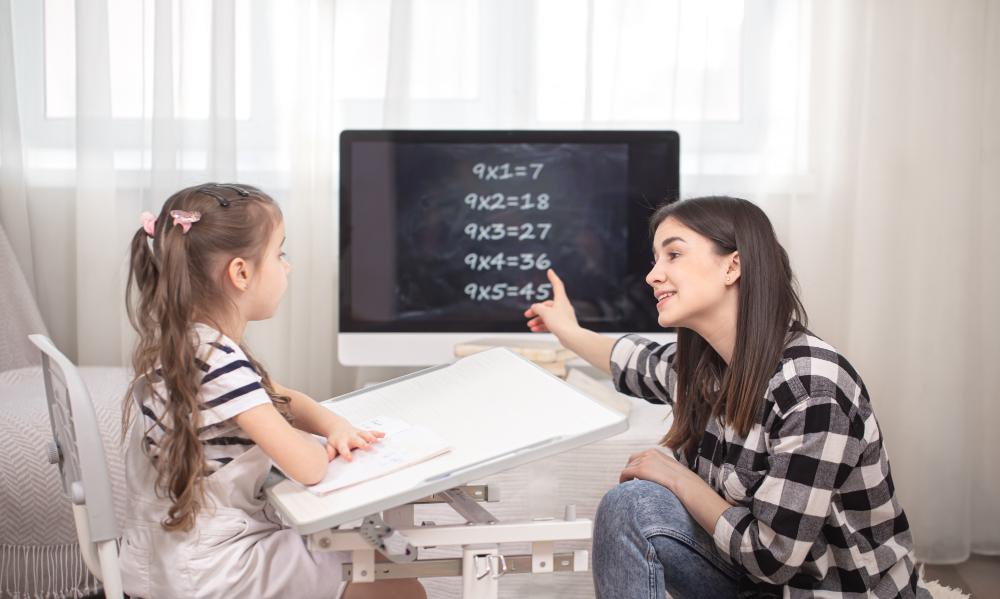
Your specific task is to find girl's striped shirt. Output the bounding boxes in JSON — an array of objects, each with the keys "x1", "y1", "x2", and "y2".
[{"x1": 138, "y1": 323, "x2": 273, "y2": 472}]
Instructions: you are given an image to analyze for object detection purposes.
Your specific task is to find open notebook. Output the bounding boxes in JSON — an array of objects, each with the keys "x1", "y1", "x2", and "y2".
[{"x1": 275, "y1": 415, "x2": 451, "y2": 496}]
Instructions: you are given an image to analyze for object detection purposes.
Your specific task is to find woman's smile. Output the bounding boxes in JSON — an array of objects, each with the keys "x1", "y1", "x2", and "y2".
[{"x1": 655, "y1": 290, "x2": 676, "y2": 308}]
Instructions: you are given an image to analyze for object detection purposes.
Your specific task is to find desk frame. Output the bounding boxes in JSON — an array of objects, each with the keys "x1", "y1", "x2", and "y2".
[{"x1": 306, "y1": 486, "x2": 591, "y2": 599}]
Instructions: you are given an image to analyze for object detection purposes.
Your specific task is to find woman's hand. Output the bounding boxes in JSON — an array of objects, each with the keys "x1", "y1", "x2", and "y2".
[
  {"x1": 324, "y1": 424, "x2": 385, "y2": 462},
  {"x1": 620, "y1": 448, "x2": 733, "y2": 536},
  {"x1": 620, "y1": 448, "x2": 706, "y2": 500},
  {"x1": 524, "y1": 269, "x2": 580, "y2": 343},
  {"x1": 524, "y1": 268, "x2": 618, "y2": 376}
]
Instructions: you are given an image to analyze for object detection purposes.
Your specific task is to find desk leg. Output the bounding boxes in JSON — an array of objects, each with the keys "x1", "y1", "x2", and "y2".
[
  {"x1": 462, "y1": 544, "x2": 499, "y2": 599},
  {"x1": 352, "y1": 549, "x2": 375, "y2": 583},
  {"x1": 532, "y1": 541, "x2": 554, "y2": 573}
]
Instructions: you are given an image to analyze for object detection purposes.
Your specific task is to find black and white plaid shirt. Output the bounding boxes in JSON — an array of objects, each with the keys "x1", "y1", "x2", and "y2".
[{"x1": 610, "y1": 330, "x2": 932, "y2": 598}]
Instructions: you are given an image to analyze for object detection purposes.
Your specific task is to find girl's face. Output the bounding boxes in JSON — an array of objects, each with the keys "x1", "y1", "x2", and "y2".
[
  {"x1": 646, "y1": 216, "x2": 738, "y2": 330},
  {"x1": 245, "y1": 220, "x2": 291, "y2": 321}
]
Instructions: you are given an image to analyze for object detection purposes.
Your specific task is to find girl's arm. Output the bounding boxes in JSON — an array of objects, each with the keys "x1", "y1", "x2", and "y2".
[
  {"x1": 234, "y1": 404, "x2": 329, "y2": 485},
  {"x1": 525, "y1": 269, "x2": 616, "y2": 375},
  {"x1": 273, "y1": 381, "x2": 349, "y2": 435},
  {"x1": 272, "y1": 382, "x2": 384, "y2": 462}
]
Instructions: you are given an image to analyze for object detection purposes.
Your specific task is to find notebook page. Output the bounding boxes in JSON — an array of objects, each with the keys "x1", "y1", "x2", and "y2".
[{"x1": 303, "y1": 425, "x2": 451, "y2": 495}]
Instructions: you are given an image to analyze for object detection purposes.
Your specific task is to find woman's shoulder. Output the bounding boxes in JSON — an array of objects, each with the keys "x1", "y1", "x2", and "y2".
[
  {"x1": 767, "y1": 328, "x2": 873, "y2": 425},
  {"x1": 613, "y1": 333, "x2": 677, "y2": 354},
  {"x1": 610, "y1": 333, "x2": 678, "y2": 368}
]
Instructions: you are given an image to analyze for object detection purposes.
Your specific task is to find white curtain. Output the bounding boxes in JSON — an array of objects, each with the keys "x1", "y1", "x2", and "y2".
[
  {"x1": 799, "y1": 0, "x2": 1000, "y2": 563},
  {"x1": 1, "y1": 0, "x2": 996, "y2": 566}
]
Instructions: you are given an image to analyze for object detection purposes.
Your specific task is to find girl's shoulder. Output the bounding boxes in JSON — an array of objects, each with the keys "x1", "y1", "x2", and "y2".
[
  {"x1": 767, "y1": 329, "x2": 874, "y2": 426},
  {"x1": 191, "y1": 323, "x2": 251, "y2": 369}
]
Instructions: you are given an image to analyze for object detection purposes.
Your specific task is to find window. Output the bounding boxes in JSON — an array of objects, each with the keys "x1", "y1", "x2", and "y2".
[
  {"x1": 536, "y1": 0, "x2": 745, "y2": 123},
  {"x1": 29, "y1": 0, "x2": 807, "y2": 182},
  {"x1": 43, "y1": 0, "x2": 253, "y2": 120}
]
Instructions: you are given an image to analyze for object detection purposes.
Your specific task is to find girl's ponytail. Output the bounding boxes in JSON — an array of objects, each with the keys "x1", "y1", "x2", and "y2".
[
  {"x1": 154, "y1": 220, "x2": 209, "y2": 530},
  {"x1": 123, "y1": 225, "x2": 159, "y2": 439}
]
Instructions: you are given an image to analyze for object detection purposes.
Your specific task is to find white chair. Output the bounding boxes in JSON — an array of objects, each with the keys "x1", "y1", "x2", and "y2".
[{"x1": 29, "y1": 334, "x2": 123, "y2": 599}]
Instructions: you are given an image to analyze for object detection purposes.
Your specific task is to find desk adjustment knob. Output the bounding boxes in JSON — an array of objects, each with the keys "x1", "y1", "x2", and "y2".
[{"x1": 47, "y1": 442, "x2": 61, "y2": 465}]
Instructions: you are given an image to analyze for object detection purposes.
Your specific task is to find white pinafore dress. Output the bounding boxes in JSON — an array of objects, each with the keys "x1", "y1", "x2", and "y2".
[{"x1": 118, "y1": 404, "x2": 349, "y2": 599}]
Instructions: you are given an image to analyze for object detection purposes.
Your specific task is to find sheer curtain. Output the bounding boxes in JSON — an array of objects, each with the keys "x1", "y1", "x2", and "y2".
[
  {"x1": 0, "y1": 0, "x2": 996, "y2": 570},
  {"x1": 0, "y1": 0, "x2": 354, "y2": 403},
  {"x1": 799, "y1": 0, "x2": 1000, "y2": 563}
]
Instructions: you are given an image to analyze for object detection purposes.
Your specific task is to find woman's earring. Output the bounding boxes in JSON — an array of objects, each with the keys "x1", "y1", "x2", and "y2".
[
  {"x1": 726, "y1": 278, "x2": 731, "y2": 282},
  {"x1": 244, "y1": 284, "x2": 248, "y2": 290}
]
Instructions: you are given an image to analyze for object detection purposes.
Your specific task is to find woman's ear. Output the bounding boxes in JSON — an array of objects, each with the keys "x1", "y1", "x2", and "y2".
[
  {"x1": 227, "y1": 256, "x2": 251, "y2": 292},
  {"x1": 725, "y1": 251, "x2": 741, "y2": 285}
]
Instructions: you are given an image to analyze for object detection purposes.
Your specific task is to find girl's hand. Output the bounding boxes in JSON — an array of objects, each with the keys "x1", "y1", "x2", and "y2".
[
  {"x1": 324, "y1": 425, "x2": 385, "y2": 462},
  {"x1": 620, "y1": 448, "x2": 707, "y2": 501},
  {"x1": 524, "y1": 269, "x2": 580, "y2": 343}
]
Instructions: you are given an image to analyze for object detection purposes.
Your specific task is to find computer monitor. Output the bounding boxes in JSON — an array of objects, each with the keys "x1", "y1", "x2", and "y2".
[{"x1": 339, "y1": 130, "x2": 679, "y2": 366}]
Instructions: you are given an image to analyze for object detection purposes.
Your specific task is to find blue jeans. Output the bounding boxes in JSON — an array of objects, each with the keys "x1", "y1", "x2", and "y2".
[{"x1": 592, "y1": 480, "x2": 741, "y2": 599}]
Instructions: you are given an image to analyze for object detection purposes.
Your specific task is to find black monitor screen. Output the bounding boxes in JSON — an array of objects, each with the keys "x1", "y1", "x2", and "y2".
[{"x1": 340, "y1": 130, "x2": 679, "y2": 333}]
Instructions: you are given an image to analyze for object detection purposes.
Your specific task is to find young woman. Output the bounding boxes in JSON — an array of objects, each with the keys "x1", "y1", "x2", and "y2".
[
  {"x1": 121, "y1": 183, "x2": 425, "y2": 599},
  {"x1": 525, "y1": 196, "x2": 930, "y2": 599}
]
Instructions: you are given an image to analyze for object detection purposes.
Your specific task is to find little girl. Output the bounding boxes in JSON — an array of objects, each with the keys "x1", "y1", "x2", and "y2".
[{"x1": 119, "y1": 183, "x2": 426, "y2": 599}]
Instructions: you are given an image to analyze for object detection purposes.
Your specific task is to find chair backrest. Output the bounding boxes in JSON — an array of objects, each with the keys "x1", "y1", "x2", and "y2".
[{"x1": 29, "y1": 334, "x2": 123, "y2": 598}]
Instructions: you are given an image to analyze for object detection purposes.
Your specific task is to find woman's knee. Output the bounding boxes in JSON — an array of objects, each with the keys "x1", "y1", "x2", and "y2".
[{"x1": 595, "y1": 480, "x2": 686, "y2": 534}]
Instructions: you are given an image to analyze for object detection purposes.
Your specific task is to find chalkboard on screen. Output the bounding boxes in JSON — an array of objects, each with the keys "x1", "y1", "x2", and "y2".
[{"x1": 341, "y1": 130, "x2": 679, "y2": 334}]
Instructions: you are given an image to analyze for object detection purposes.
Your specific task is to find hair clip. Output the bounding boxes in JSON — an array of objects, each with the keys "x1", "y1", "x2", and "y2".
[
  {"x1": 197, "y1": 188, "x2": 230, "y2": 206},
  {"x1": 140, "y1": 211, "x2": 157, "y2": 237},
  {"x1": 170, "y1": 210, "x2": 201, "y2": 233},
  {"x1": 197, "y1": 184, "x2": 251, "y2": 207},
  {"x1": 214, "y1": 184, "x2": 251, "y2": 196}
]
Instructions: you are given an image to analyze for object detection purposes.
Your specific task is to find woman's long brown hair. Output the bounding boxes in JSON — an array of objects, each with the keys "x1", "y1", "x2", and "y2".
[
  {"x1": 123, "y1": 183, "x2": 290, "y2": 532},
  {"x1": 651, "y1": 196, "x2": 807, "y2": 457}
]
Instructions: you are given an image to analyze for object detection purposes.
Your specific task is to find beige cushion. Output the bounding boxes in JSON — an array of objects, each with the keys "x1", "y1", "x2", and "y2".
[{"x1": 0, "y1": 366, "x2": 129, "y2": 599}]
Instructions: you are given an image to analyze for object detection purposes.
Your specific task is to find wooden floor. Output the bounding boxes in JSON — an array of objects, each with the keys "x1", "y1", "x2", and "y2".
[
  {"x1": 84, "y1": 555, "x2": 1000, "y2": 599},
  {"x1": 921, "y1": 554, "x2": 1000, "y2": 598}
]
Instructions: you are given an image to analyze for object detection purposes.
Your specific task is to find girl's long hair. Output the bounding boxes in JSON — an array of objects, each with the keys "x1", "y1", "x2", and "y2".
[
  {"x1": 123, "y1": 183, "x2": 290, "y2": 532},
  {"x1": 650, "y1": 196, "x2": 807, "y2": 457}
]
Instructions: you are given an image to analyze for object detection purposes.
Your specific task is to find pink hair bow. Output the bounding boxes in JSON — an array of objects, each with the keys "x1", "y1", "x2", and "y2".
[
  {"x1": 170, "y1": 210, "x2": 201, "y2": 234},
  {"x1": 139, "y1": 211, "x2": 157, "y2": 237}
]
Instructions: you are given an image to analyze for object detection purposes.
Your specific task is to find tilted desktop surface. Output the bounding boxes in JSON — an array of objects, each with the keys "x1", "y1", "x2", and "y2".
[{"x1": 264, "y1": 347, "x2": 628, "y2": 535}]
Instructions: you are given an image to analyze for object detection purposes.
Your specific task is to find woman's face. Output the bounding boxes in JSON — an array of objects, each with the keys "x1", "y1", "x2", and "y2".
[{"x1": 645, "y1": 216, "x2": 738, "y2": 329}]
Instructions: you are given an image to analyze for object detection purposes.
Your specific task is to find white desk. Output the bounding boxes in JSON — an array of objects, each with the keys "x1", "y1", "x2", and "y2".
[
  {"x1": 263, "y1": 355, "x2": 670, "y2": 598},
  {"x1": 265, "y1": 349, "x2": 628, "y2": 536}
]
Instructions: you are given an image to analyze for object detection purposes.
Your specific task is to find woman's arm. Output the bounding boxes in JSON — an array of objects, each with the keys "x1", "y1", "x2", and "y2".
[
  {"x1": 622, "y1": 395, "x2": 863, "y2": 586},
  {"x1": 273, "y1": 382, "x2": 384, "y2": 461},
  {"x1": 706, "y1": 396, "x2": 862, "y2": 585},
  {"x1": 526, "y1": 270, "x2": 677, "y2": 407},
  {"x1": 525, "y1": 269, "x2": 616, "y2": 375},
  {"x1": 620, "y1": 448, "x2": 731, "y2": 535}
]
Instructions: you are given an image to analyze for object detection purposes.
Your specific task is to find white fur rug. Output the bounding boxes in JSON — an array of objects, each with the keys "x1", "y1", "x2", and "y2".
[
  {"x1": 924, "y1": 579, "x2": 970, "y2": 599},
  {"x1": 920, "y1": 563, "x2": 971, "y2": 599}
]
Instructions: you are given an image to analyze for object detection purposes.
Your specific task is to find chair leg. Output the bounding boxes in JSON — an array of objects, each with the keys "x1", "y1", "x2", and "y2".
[{"x1": 97, "y1": 539, "x2": 123, "y2": 599}]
